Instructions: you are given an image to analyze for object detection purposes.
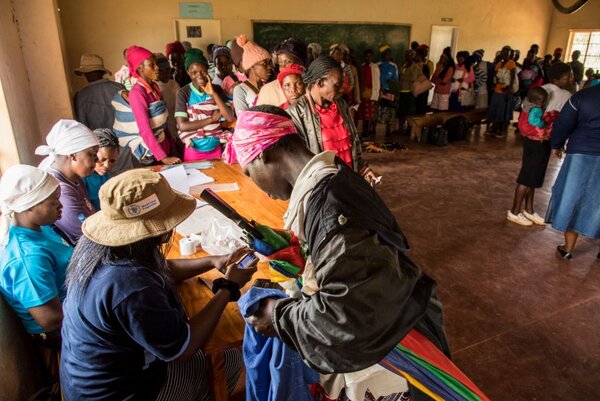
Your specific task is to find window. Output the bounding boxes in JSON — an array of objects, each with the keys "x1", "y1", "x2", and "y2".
[{"x1": 568, "y1": 30, "x2": 600, "y2": 71}]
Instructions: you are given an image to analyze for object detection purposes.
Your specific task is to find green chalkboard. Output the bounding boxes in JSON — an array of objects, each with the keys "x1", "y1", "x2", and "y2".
[{"x1": 253, "y1": 21, "x2": 411, "y2": 63}]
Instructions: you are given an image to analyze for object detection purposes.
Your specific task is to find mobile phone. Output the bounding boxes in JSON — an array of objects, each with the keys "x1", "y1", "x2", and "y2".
[
  {"x1": 253, "y1": 279, "x2": 283, "y2": 290},
  {"x1": 237, "y1": 252, "x2": 259, "y2": 269}
]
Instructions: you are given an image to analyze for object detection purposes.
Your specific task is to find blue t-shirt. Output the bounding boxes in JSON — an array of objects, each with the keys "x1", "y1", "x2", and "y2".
[
  {"x1": 379, "y1": 61, "x2": 399, "y2": 91},
  {"x1": 0, "y1": 225, "x2": 73, "y2": 334},
  {"x1": 83, "y1": 172, "x2": 111, "y2": 210},
  {"x1": 60, "y1": 260, "x2": 190, "y2": 401}
]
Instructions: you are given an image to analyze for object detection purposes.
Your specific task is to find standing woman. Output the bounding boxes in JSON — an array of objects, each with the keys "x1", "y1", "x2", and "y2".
[
  {"x1": 472, "y1": 50, "x2": 489, "y2": 109},
  {"x1": 449, "y1": 51, "x2": 475, "y2": 111},
  {"x1": 35, "y1": 120, "x2": 99, "y2": 245},
  {"x1": 232, "y1": 35, "x2": 272, "y2": 114},
  {"x1": 277, "y1": 63, "x2": 306, "y2": 109},
  {"x1": 545, "y1": 85, "x2": 600, "y2": 260},
  {"x1": 127, "y1": 45, "x2": 181, "y2": 165},
  {"x1": 286, "y1": 56, "x2": 378, "y2": 184},
  {"x1": 175, "y1": 49, "x2": 235, "y2": 162},
  {"x1": 397, "y1": 49, "x2": 422, "y2": 127},
  {"x1": 212, "y1": 45, "x2": 245, "y2": 100},
  {"x1": 358, "y1": 49, "x2": 381, "y2": 139},
  {"x1": 83, "y1": 128, "x2": 120, "y2": 210},
  {"x1": 60, "y1": 170, "x2": 255, "y2": 400},
  {"x1": 257, "y1": 38, "x2": 307, "y2": 107},
  {"x1": 0, "y1": 165, "x2": 70, "y2": 346},
  {"x1": 487, "y1": 46, "x2": 517, "y2": 137},
  {"x1": 166, "y1": 41, "x2": 191, "y2": 88},
  {"x1": 430, "y1": 54, "x2": 455, "y2": 112}
]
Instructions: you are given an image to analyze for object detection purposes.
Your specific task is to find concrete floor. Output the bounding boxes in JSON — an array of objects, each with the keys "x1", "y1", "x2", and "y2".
[{"x1": 364, "y1": 126, "x2": 600, "y2": 401}]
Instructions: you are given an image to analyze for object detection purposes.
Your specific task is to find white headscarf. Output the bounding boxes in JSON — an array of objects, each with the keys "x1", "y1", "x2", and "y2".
[
  {"x1": 0, "y1": 164, "x2": 59, "y2": 247},
  {"x1": 35, "y1": 119, "x2": 99, "y2": 170}
]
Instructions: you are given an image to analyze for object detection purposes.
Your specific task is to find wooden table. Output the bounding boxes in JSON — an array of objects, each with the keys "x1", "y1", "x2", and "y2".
[{"x1": 166, "y1": 160, "x2": 288, "y2": 400}]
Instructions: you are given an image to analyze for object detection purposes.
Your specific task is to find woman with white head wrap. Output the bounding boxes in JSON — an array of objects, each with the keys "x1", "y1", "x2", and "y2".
[
  {"x1": 0, "y1": 165, "x2": 72, "y2": 341},
  {"x1": 35, "y1": 119, "x2": 99, "y2": 245}
]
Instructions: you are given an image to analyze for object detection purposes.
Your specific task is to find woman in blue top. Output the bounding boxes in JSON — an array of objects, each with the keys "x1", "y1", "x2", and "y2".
[
  {"x1": 83, "y1": 128, "x2": 120, "y2": 210},
  {"x1": 0, "y1": 165, "x2": 72, "y2": 346},
  {"x1": 61, "y1": 169, "x2": 256, "y2": 401},
  {"x1": 546, "y1": 85, "x2": 600, "y2": 260}
]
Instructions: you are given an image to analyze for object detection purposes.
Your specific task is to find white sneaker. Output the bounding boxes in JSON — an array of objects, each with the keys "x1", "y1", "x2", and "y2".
[
  {"x1": 523, "y1": 211, "x2": 546, "y2": 225},
  {"x1": 507, "y1": 211, "x2": 533, "y2": 226}
]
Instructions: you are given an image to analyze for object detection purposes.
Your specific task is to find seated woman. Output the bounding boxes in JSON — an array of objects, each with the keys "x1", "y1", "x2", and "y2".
[
  {"x1": 127, "y1": 45, "x2": 181, "y2": 165},
  {"x1": 211, "y1": 45, "x2": 246, "y2": 100},
  {"x1": 35, "y1": 119, "x2": 99, "y2": 245},
  {"x1": 256, "y1": 38, "x2": 307, "y2": 107},
  {"x1": 0, "y1": 165, "x2": 71, "y2": 348},
  {"x1": 175, "y1": 49, "x2": 235, "y2": 162},
  {"x1": 277, "y1": 63, "x2": 305, "y2": 109},
  {"x1": 60, "y1": 169, "x2": 256, "y2": 401},
  {"x1": 231, "y1": 106, "x2": 489, "y2": 401},
  {"x1": 286, "y1": 56, "x2": 378, "y2": 184},
  {"x1": 232, "y1": 35, "x2": 272, "y2": 114},
  {"x1": 83, "y1": 128, "x2": 120, "y2": 210}
]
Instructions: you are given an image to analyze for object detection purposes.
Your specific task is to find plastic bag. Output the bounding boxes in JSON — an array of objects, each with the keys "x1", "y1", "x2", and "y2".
[{"x1": 199, "y1": 214, "x2": 246, "y2": 255}]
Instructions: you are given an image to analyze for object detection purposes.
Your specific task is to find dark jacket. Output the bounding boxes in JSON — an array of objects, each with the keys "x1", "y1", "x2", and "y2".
[
  {"x1": 286, "y1": 94, "x2": 367, "y2": 174},
  {"x1": 551, "y1": 85, "x2": 600, "y2": 156},
  {"x1": 272, "y1": 161, "x2": 449, "y2": 374}
]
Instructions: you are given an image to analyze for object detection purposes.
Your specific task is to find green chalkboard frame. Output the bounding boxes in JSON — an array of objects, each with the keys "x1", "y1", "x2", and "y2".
[{"x1": 253, "y1": 20, "x2": 411, "y2": 63}]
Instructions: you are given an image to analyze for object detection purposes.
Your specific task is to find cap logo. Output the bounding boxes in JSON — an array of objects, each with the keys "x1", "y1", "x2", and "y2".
[{"x1": 123, "y1": 193, "x2": 161, "y2": 218}]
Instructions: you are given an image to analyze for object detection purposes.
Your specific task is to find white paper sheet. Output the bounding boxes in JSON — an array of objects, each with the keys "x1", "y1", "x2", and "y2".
[
  {"x1": 187, "y1": 169, "x2": 215, "y2": 187},
  {"x1": 159, "y1": 165, "x2": 190, "y2": 194}
]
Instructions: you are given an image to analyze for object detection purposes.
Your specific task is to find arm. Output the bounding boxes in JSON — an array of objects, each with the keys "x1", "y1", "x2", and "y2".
[
  {"x1": 54, "y1": 181, "x2": 95, "y2": 242},
  {"x1": 259, "y1": 228, "x2": 420, "y2": 373},
  {"x1": 167, "y1": 248, "x2": 249, "y2": 282},
  {"x1": 551, "y1": 97, "x2": 579, "y2": 150},
  {"x1": 28, "y1": 297, "x2": 63, "y2": 332},
  {"x1": 528, "y1": 107, "x2": 546, "y2": 128},
  {"x1": 232, "y1": 84, "x2": 248, "y2": 115},
  {"x1": 129, "y1": 86, "x2": 168, "y2": 161},
  {"x1": 371, "y1": 65, "x2": 381, "y2": 101}
]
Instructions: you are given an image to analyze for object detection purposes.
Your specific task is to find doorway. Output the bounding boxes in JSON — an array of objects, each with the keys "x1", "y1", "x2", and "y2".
[{"x1": 429, "y1": 25, "x2": 459, "y2": 66}]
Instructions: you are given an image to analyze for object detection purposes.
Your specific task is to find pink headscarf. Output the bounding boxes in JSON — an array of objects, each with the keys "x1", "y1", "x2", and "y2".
[
  {"x1": 126, "y1": 45, "x2": 153, "y2": 78},
  {"x1": 224, "y1": 111, "x2": 297, "y2": 168}
]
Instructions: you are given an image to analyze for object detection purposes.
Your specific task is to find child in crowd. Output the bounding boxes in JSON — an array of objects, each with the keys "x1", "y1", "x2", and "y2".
[
  {"x1": 277, "y1": 63, "x2": 305, "y2": 109},
  {"x1": 507, "y1": 86, "x2": 550, "y2": 226},
  {"x1": 83, "y1": 129, "x2": 120, "y2": 210},
  {"x1": 127, "y1": 45, "x2": 181, "y2": 165},
  {"x1": 212, "y1": 45, "x2": 245, "y2": 100},
  {"x1": 175, "y1": 49, "x2": 234, "y2": 162},
  {"x1": 114, "y1": 48, "x2": 135, "y2": 90},
  {"x1": 0, "y1": 165, "x2": 71, "y2": 344},
  {"x1": 35, "y1": 120, "x2": 99, "y2": 245},
  {"x1": 155, "y1": 53, "x2": 181, "y2": 152},
  {"x1": 431, "y1": 53, "x2": 455, "y2": 111},
  {"x1": 232, "y1": 35, "x2": 272, "y2": 114}
]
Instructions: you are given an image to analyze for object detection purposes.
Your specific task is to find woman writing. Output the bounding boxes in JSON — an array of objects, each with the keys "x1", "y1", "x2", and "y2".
[
  {"x1": 286, "y1": 56, "x2": 378, "y2": 184},
  {"x1": 60, "y1": 169, "x2": 255, "y2": 400},
  {"x1": 175, "y1": 48, "x2": 234, "y2": 162},
  {"x1": 127, "y1": 45, "x2": 181, "y2": 165}
]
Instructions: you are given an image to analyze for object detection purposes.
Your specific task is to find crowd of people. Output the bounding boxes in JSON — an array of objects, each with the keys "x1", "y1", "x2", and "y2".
[{"x1": 0, "y1": 32, "x2": 599, "y2": 401}]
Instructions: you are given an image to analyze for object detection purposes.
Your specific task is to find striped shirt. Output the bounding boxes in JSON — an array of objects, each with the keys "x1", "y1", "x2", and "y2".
[{"x1": 174, "y1": 83, "x2": 228, "y2": 143}]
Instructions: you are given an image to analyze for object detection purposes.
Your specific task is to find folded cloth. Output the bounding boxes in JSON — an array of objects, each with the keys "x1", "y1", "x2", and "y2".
[{"x1": 238, "y1": 287, "x2": 318, "y2": 401}]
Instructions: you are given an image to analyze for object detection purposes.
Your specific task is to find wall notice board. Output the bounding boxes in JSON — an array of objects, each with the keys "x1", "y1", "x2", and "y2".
[{"x1": 253, "y1": 21, "x2": 411, "y2": 62}]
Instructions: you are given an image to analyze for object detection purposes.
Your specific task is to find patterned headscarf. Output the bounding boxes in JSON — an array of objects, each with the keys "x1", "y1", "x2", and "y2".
[{"x1": 224, "y1": 111, "x2": 297, "y2": 168}]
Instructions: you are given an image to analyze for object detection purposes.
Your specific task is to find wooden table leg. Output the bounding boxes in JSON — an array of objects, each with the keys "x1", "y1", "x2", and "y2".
[{"x1": 209, "y1": 350, "x2": 228, "y2": 401}]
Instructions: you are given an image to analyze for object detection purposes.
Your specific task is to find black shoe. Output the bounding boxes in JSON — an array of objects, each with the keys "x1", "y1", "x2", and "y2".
[
  {"x1": 557, "y1": 245, "x2": 572, "y2": 260},
  {"x1": 597, "y1": 252, "x2": 599, "y2": 260}
]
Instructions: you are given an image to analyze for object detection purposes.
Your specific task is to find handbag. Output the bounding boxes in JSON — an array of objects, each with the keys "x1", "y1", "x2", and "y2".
[
  {"x1": 412, "y1": 74, "x2": 434, "y2": 97},
  {"x1": 428, "y1": 127, "x2": 448, "y2": 147}
]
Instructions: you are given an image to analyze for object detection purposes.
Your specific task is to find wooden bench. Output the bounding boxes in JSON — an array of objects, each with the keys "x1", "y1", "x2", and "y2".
[
  {"x1": 407, "y1": 108, "x2": 488, "y2": 142},
  {"x1": 0, "y1": 295, "x2": 47, "y2": 400}
]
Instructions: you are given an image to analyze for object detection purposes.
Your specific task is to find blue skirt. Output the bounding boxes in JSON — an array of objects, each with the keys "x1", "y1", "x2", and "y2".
[
  {"x1": 487, "y1": 92, "x2": 513, "y2": 123},
  {"x1": 545, "y1": 153, "x2": 600, "y2": 239}
]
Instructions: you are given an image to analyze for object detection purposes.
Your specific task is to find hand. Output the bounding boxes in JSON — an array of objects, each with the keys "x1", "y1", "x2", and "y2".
[
  {"x1": 362, "y1": 169, "x2": 381, "y2": 186},
  {"x1": 246, "y1": 298, "x2": 277, "y2": 337},
  {"x1": 201, "y1": 74, "x2": 215, "y2": 95},
  {"x1": 552, "y1": 148, "x2": 563, "y2": 159},
  {"x1": 161, "y1": 156, "x2": 182, "y2": 165},
  {"x1": 223, "y1": 261, "x2": 256, "y2": 289},
  {"x1": 210, "y1": 110, "x2": 222, "y2": 123},
  {"x1": 213, "y1": 247, "x2": 252, "y2": 275}
]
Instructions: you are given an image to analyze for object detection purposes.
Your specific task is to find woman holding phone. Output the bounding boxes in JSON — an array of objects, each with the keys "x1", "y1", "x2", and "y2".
[{"x1": 60, "y1": 169, "x2": 256, "y2": 401}]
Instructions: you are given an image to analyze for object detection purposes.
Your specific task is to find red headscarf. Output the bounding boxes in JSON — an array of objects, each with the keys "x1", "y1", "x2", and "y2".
[
  {"x1": 165, "y1": 41, "x2": 186, "y2": 58},
  {"x1": 126, "y1": 45, "x2": 153, "y2": 78},
  {"x1": 277, "y1": 63, "x2": 305, "y2": 85}
]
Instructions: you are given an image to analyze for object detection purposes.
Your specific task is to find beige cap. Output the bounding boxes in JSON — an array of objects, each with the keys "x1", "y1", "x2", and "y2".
[
  {"x1": 74, "y1": 53, "x2": 111, "y2": 76},
  {"x1": 82, "y1": 169, "x2": 196, "y2": 247}
]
